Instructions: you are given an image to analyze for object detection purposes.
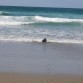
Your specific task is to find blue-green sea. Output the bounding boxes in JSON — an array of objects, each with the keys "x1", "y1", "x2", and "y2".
[{"x1": 0, "y1": 6, "x2": 83, "y2": 44}]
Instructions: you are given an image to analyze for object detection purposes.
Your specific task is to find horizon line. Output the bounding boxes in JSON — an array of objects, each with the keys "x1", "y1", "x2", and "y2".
[{"x1": 0, "y1": 5, "x2": 83, "y2": 9}]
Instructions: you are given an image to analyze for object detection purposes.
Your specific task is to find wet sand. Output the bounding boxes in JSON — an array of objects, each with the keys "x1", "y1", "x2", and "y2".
[
  {"x1": 0, "y1": 42, "x2": 83, "y2": 82},
  {"x1": 0, "y1": 42, "x2": 83, "y2": 75}
]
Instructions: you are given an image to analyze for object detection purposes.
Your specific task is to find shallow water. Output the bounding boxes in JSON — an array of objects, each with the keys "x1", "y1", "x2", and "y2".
[{"x1": 0, "y1": 6, "x2": 83, "y2": 44}]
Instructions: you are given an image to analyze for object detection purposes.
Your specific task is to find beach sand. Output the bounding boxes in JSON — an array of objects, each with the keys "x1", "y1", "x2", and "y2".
[
  {"x1": 0, "y1": 42, "x2": 83, "y2": 83},
  {"x1": 0, "y1": 73, "x2": 83, "y2": 83}
]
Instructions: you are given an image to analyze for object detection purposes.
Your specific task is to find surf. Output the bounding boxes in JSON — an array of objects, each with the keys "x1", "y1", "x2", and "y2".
[
  {"x1": 0, "y1": 16, "x2": 83, "y2": 26},
  {"x1": 34, "y1": 16, "x2": 83, "y2": 23},
  {"x1": 0, "y1": 11, "x2": 11, "y2": 16},
  {"x1": 0, "y1": 36, "x2": 83, "y2": 44}
]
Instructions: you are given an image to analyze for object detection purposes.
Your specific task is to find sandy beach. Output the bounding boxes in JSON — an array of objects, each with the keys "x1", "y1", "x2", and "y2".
[
  {"x1": 0, "y1": 42, "x2": 83, "y2": 82},
  {"x1": 0, "y1": 73, "x2": 83, "y2": 83}
]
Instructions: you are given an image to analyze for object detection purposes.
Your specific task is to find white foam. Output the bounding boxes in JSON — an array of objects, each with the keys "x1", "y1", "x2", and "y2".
[
  {"x1": 0, "y1": 16, "x2": 35, "y2": 25},
  {"x1": 48, "y1": 39, "x2": 83, "y2": 44},
  {"x1": 0, "y1": 37, "x2": 42, "y2": 42},
  {"x1": 35, "y1": 16, "x2": 83, "y2": 23},
  {"x1": 0, "y1": 36, "x2": 83, "y2": 44},
  {"x1": 0, "y1": 16, "x2": 83, "y2": 26},
  {"x1": 0, "y1": 21, "x2": 34, "y2": 25}
]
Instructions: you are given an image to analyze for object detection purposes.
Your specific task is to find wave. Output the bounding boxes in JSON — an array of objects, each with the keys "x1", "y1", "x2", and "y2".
[
  {"x1": 0, "y1": 16, "x2": 83, "y2": 25},
  {"x1": 0, "y1": 21, "x2": 34, "y2": 25},
  {"x1": 0, "y1": 16, "x2": 35, "y2": 25},
  {"x1": 34, "y1": 16, "x2": 83, "y2": 23},
  {"x1": 0, "y1": 37, "x2": 83, "y2": 44},
  {"x1": 0, "y1": 11, "x2": 11, "y2": 16}
]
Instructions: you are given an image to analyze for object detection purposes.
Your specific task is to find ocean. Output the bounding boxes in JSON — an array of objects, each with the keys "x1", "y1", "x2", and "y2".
[
  {"x1": 0, "y1": 6, "x2": 83, "y2": 75},
  {"x1": 0, "y1": 6, "x2": 83, "y2": 44}
]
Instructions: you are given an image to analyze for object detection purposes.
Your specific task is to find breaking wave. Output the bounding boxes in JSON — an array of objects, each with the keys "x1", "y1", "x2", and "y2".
[
  {"x1": 34, "y1": 16, "x2": 83, "y2": 23},
  {"x1": 0, "y1": 16, "x2": 83, "y2": 25},
  {"x1": 0, "y1": 11, "x2": 11, "y2": 16}
]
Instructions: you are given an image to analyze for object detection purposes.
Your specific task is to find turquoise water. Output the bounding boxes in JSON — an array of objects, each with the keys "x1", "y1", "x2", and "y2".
[{"x1": 0, "y1": 6, "x2": 83, "y2": 43}]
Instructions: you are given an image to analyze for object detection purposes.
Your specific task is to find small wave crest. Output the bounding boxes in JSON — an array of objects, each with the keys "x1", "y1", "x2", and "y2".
[
  {"x1": 0, "y1": 11, "x2": 11, "y2": 16},
  {"x1": 34, "y1": 16, "x2": 83, "y2": 23},
  {"x1": 0, "y1": 16, "x2": 83, "y2": 25},
  {"x1": 0, "y1": 16, "x2": 35, "y2": 25}
]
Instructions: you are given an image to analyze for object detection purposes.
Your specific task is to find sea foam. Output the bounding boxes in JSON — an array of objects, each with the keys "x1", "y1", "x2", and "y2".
[
  {"x1": 0, "y1": 16, "x2": 83, "y2": 25},
  {"x1": 0, "y1": 36, "x2": 83, "y2": 44},
  {"x1": 35, "y1": 16, "x2": 83, "y2": 23}
]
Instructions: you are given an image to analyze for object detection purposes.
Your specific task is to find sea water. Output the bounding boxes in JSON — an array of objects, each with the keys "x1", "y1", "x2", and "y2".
[
  {"x1": 0, "y1": 6, "x2": 83, "y2": 75},
  {"x1": 0, "y1": 6, "x2": 83, "y2": 44}
]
